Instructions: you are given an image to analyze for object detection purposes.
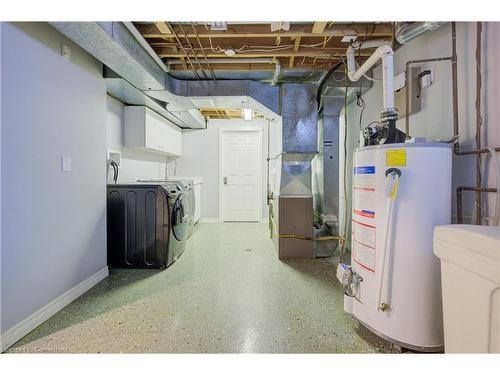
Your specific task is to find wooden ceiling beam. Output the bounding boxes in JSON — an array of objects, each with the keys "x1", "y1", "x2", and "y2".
[
  {"x1": 154, "y1": 22, "x2": 173, "y2": 35},
  {"x1": 288, "y1": 36, "x2": 302, "y2": 69},
  {"x1": 158, "y1": 49, "x2": 373, "y2": 58},
  {"x1": 143, "y1": 30, "x2": 392, "y2": 39},
  {"x1": 135, "y1": 22, "x2": 392, "y2": 38},
  {"x1": 169, "y1": 63, "x2": 333, "y2": 71},
  {"x1": 312, "y1": 22, "x2": 328, "y2": 34},
  {"x1": 136, "y1": 22, "x2": 393, "y2": 39}
]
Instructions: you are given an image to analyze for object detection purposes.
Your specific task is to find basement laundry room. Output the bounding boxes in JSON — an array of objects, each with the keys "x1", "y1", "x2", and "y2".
[{"x1": 1, "y1": 1, "x2": 500, "y2": 371}]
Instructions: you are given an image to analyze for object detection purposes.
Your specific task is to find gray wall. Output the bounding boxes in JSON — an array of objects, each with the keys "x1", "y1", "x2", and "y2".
[
  {"x1": 340, "y1": 22, "x2": 500, "y2": 243},
  {"x1": 1, "y1": 23, "x2": 107, "y2": 333}
]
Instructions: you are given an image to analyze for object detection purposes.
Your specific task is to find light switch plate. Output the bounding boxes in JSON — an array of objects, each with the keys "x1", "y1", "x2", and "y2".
[{"x1": 61, "y1": 156, "x2": 72, "y2": 172}]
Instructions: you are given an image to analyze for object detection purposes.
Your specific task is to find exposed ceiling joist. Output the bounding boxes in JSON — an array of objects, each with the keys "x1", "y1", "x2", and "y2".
[
  {"x1": 136, "y1": 23, "x2": 393, "y2": 39},
  {"x1": 288, "y1": 36, "x2": 302, "y2": 69},
  {"x1": 312, "y1": 22, "x2": 328, "y2": 34},
  {"x1": 154, "y1": 22, "x2": 173, "y2": 35},
  {"x1": 133, "y1": 22, "x2": 393, "y2": 76},
  {"x1": 158, "y1": 49, "x2": 374, "y2": 59}
]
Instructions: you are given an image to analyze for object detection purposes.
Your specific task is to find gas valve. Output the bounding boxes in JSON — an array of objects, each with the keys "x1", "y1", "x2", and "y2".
[{"x1": 336, "y1": 263, "x2": 363, "y2": 298}]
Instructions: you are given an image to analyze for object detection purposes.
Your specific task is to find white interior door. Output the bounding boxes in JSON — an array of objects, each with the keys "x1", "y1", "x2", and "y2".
[{"x1": 220, "y1": 129, "x2": 262, "y2": 222}]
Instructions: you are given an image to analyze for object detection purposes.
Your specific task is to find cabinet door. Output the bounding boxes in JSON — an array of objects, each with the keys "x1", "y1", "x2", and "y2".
[
  {"x1": 143, "y1": 108, "x2": 182, "y2": 156},
  {"x1": 144, "y1": 113, "x2": 166, "y2": 153}
]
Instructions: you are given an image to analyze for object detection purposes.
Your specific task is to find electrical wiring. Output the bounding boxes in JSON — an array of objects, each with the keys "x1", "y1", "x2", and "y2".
[
  {"x1": 316, "y1": 59, "x2": 344, "y2": 111},
  {"x1": 190, "y1": 37, "x2": 346, "y2": 54},
  {"x1": 356, "y1": 90, "x2": 366, "y2": 131}
]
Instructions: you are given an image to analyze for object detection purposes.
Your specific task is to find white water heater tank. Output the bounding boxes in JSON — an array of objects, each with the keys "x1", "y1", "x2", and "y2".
[{"x1": 346, "y1": 142, "x2": 452, "y2": 351}]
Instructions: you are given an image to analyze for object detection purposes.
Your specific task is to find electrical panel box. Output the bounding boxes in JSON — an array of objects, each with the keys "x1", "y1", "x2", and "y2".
[{"x1": 395, "y1": 66, "x2": 422, "y2": 118}]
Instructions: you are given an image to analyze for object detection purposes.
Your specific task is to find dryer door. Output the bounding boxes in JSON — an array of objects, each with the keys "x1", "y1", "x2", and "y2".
[{"x1": 171, "y1": 193, "x2": 188, "y2": 241}]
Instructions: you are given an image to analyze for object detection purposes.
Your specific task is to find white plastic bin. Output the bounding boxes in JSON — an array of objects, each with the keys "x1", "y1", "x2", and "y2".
[{"x1": 433, "y1": 224, "x2": 500, "y2": 353}]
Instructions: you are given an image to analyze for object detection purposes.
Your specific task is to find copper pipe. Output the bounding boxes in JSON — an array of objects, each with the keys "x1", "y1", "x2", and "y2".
[
  {"x1": 456, "y1": 186, "x2": 497, "y2": 224},
  {"x1": 450, "y1": 22, "x2": 498, "y2": 157},
  {"x1": 455, "y1": 147, "x2": 500, "y2": 155},
  {"x1": 474, "y1": 22, "x2": 483, "y2": 224},
  {"x1": 452, "y1": 22, "x2": 460, "y2": 153}
]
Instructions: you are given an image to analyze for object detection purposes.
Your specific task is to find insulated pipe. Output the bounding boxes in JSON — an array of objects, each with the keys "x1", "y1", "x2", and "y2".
[
  {"x1": 395, "y1": 22, "x2": 445, "y2": 45},
  {"x1": 347, "y1": 44, "x2": 395, "y2": 112}
]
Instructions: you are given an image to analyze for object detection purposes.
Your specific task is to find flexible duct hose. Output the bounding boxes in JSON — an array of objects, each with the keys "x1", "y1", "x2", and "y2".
[{"x1": 376, "y1": 169, "x2": 401, "y2": 311}]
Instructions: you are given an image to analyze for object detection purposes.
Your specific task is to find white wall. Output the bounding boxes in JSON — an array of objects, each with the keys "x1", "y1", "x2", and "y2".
[
  {"x1": 341, "y1": 22, "x2": 500, "y2": 242},
  {"x1": 176, "y1": 119, "x2": 276, "y2": 220},
  {"x1": 1, "y1": 23, "x2": 107, "y2": 336},
  {"x1": 106, "y1": 97, "x2": 170, "y2": 183}
]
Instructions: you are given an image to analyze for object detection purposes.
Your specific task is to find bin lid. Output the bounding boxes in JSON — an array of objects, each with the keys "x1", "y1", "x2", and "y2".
[{"x1": 434, "y1": 224, "x2": 500, "y2": 263}]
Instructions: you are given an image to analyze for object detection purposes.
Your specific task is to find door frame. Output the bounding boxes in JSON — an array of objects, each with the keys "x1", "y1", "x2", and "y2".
[{"x1": 218, "y1": 127, "x2": 263, "y2": 222}]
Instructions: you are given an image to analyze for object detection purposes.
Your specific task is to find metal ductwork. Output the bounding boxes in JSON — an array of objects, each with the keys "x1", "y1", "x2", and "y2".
[
  {"x1": 313, "y1": 69, "x2": 373, "y2": 232},
  {"x1": 50, "y1": 22, "x2": 281, "y2": 129},
  {"x1": 279, "y1": 83, "x2": 318, "y2": 196},
  {"x1": 395, "y1": 22, "x2": 445, "y2": 45}
]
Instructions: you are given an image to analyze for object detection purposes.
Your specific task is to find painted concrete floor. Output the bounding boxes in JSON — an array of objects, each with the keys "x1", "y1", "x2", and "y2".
[{"x1": 8, "y1": 223, "x2": 393, "y2": 353}]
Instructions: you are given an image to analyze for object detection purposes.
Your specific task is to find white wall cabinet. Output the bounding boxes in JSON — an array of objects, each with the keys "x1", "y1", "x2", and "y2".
[{"x1": 124, "y1": 106, "x2": 182, "y2": 157}]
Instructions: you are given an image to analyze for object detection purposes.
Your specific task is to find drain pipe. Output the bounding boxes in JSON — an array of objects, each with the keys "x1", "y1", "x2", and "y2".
[{"x1": 346, "y1": 43, "x2": 398, "y2": 127}]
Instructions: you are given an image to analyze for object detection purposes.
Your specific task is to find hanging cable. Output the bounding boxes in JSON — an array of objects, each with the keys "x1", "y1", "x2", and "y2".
[
  {"x1": 316, "y1": 59, "x2": 344, "y2": 111},
  {"x1": 356, "y1": 90, "x2": 366, "y2": 131}
]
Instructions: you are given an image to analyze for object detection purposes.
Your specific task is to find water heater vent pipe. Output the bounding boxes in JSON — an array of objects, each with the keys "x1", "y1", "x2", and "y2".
[{"x1": 346, "y1": 44, "x2": 396, "y2": 116}]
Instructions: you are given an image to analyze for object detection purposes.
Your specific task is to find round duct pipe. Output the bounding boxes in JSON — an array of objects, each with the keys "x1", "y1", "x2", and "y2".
[{"x1": 395, "y1": 22, "x2": 446, "y2": 45}]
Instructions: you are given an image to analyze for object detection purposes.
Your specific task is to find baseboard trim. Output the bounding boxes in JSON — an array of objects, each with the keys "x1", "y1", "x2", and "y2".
[
  {"x1": 199, "y1": 217, "x2": 221, "y2": 223},
  {"x1": 0, "y1": 267, "x2": 109, "y2": 352}
]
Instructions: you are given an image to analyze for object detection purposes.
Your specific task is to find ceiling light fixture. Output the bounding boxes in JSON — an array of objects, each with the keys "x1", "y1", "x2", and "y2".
[
  {"x1": 210, "y1": 22, "x2": 227, "y2": 31},
  {"x1": 224, "y1": 48, "x2": 236, "y2": 57},
  {"x1": 243, "y1": 108, "x2": 252, "y2": 121}
]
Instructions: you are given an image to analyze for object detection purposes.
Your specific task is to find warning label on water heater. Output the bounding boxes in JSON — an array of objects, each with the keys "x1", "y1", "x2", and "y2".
[{"x1": 352, "y1": 165, "x2": 376, "y2": 272}]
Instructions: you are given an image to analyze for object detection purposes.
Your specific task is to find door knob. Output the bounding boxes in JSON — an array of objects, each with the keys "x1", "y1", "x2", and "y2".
[{"x1": 223, "y1": 176, "x2": 228, "y2": 185}]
